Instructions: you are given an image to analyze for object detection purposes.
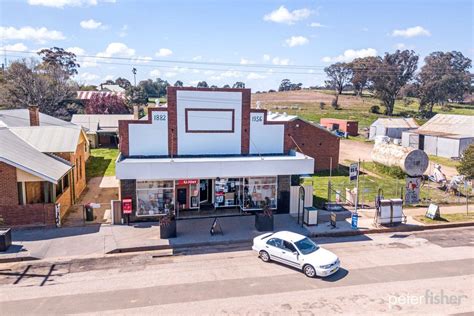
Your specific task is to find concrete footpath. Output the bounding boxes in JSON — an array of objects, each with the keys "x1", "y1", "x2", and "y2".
[{"x1": 1, "y1": 205, "x2": 472, "y2": 263}]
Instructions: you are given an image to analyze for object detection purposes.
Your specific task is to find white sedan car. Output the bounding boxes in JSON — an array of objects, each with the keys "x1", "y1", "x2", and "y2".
[{"x1": 252, "y1": 231, "x2": 340, "y2": 278}]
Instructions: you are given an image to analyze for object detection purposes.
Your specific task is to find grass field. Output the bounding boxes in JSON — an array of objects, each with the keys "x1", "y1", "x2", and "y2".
[
  {"x1": 428, "y1": 155, "x2": 461, "y2": 168},
  {"x1": 86, "y1": 148, "x2": 119, "y2": 179},
  {"x1": 252, "y1": 90, "x2": 474, "y2": 130},
  {"x1": 414, "y1": 213, "x2": 474, "y2": 224}
]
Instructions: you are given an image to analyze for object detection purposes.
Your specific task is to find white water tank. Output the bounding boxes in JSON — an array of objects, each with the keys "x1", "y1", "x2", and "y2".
[{"x1": 371, "y1": 142, "x2": 429, "y2": 176}]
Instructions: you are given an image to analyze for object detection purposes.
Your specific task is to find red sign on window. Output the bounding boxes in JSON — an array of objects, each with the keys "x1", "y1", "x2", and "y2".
[
  {"x1": 177, "y1": 179, "x2": 198, "y2": 185},
  {"x1": 122, "y1": 198, "x2": 132, "y2": 214}
]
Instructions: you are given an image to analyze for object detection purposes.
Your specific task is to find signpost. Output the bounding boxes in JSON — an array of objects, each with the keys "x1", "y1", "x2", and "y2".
[
  {"x1": 351, "y1": 213, "x2": 358, "y2": 230},
  {"x1": 330, "y1": 212, "x2": 337, "y2": 229},
  {"x1": 350, "y1": 160, "x2": 361, "y2": 214}
]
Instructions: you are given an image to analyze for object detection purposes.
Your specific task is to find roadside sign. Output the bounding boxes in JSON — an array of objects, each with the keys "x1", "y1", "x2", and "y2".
[
  {"x1": 330, "y1": 212, "x2": 337, "y2": 228},
  {"x1": 351, "y1": 213, "x2": 358, "y2": 229},
  {"x1": 425, "y1": 204, "x2": 440, "y2": 220},
  {"x1": 349, "y1": 163, "x2": 358, "y2": 181},
  {"x1": 122, "y1": 199, "x2": 132, "y2": 214}
]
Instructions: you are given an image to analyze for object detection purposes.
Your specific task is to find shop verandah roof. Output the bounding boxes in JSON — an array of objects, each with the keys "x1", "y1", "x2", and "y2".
[{"x1": 116, "y1": 152, "x2": 314, "y2": 180}]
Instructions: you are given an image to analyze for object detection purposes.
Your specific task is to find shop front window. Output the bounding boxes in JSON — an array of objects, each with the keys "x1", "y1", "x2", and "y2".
[
  {"x1": 243, "y1": 176, "x2": 277, "y2": 210},
  {"x1": 136, "y1": 180, "x2": 174, "y2": 216},
  {"x1": 214, "y1": 178, "x2": 242, "y2": 208}
]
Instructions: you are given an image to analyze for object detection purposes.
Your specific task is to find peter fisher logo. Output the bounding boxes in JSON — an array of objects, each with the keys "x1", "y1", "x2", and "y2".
[{"x1": 388, "y1": 290, "x2": 468, "y2": 309}]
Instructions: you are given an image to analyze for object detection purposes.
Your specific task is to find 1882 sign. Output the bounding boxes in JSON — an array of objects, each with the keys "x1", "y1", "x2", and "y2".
[{"x1": 153, "y1": 113, "x2": 167, "y2": 121}]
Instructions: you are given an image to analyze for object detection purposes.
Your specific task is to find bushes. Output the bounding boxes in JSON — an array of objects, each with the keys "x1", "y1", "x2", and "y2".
[
  {"x1": 371, "y1": 162, "x2": 406, "y2": 179},
  {"x1": 369, "y1": 105, "x2": 380, "y2": 114}
]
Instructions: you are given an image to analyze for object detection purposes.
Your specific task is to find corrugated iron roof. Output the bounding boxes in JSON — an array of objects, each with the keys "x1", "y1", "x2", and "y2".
[
  {"x1": 9, "y1": 126, "x2": 82, "y2": 153},
  {"x1": 266, "y1": 111, "x2": 298, "y2": 122},
  {"x1": 371, "y1": 117, "x2": 419, "y2": 128},
  {"x1": 418, "y1": 114, "x2": 474, "y2": 137},
  {"x1": 0, "y1": 128, "x2": 71, "y2": 183},
  {"x1": 71, "y1": 114, "x2": 133, "y2": 130},
  {"x1": 0, "y1": 109, "x2": 75, "y2": 128}
]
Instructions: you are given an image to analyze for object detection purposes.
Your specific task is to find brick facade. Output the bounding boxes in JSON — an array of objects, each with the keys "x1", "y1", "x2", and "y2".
[
  {"x1": 0, "y1": 162, "x2": 18, "y2": 206},
  {"x1": 285, "y1": 118, "x2": 340, "y2": 171},
  {"x1": 0, "y1": 204, "x2": 56, "y2": 227},
  {"x1": 320, "y1": 118, "x2": 359, "y2": 136}
]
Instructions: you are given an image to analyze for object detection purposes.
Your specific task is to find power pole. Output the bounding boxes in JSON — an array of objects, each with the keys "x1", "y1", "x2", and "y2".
[
  {"x1": 354, "y1": 159, "x2": 361, "y2": 214},
  {"x1": 132, "y1": 67, "x2": 137, "y2": 86}
]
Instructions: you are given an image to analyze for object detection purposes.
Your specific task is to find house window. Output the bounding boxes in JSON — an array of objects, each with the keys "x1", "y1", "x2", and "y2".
[
  {"x1": 25, "y1": 182, "x2": 45, "y2": 204},
  {"x1": 56, "y1": 174, "x2": 69, "y2": 197},
  {"x1": 214, "y1": 178, "x2": 242, "y2": 208},
  {"x1": 242, "y1": 176, "x2": 277, "y2": 211},
  {"x1": 136, "y1": 180, "x2": 174, "y2": 216}
]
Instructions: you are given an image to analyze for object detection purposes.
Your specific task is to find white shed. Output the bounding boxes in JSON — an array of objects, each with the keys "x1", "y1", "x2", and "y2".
[
  {"x1": 369, "y1": 118, "x2": 418, "y2": 140},
  {"x1": 402, "y1": 114, "x2": 474, "y2": 158}
]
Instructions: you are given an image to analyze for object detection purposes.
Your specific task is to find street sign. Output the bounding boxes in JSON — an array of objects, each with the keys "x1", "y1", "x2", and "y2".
[
  {"x1": 349, "y1": 163, "x2": 358, "y2": 181},
  {"x1": 351, "y1": 213, "x2": 358, "y2": 229}
]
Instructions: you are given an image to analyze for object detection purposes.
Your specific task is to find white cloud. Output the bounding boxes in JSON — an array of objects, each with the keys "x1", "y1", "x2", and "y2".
[
  {"x1": 263, "y1": 6, "x2": 312, "y2": 25},
  {"x1": 192, "y1": 55, "x2": 202, "y2": 61},
  {"x1": 165, "y1": 72, "x2": 177, "y2": 78},
  {"x1": 133, "y1": 56, "x2": 152, "y2": 64},
  {"x1": 66, "y1": 46, "x2": 98, "y2": 67},
  {"x1": 285, "y1": 36, "x2": 309, "y2": 47},
  {"x1": 210, "y1": 70, "x2": 242, "y2": 81},
  {"x1": 247, "y1": 73, "x2": 266, "y2": 80},
  {"x1": 272, "y1": 57, "x2": 290, "y2": 65},
  {"x1": 27, "y1": 0, "x2": 114, "y2": 8},
  {"x1": 80, "y1": 19, "x2": 103, "y2": 30},
  {"x1": 395, "y1": 43, "x2": 406, "y2": 49},
  {"x1": 96, "y1": 42, "x2": 135, "y2": 58},
  {"x1": 155, "y1": 48, "x2": 173, "y2": 57},
  {"x1": 149, "y1": 69, "x2": 161, "y2": 77},
  {"x1": 103, "y1": 74, "x2": 114, "y2": 81},
  {"x1": 0, "y1": 26, "x2": 65, "y2": 43},
  {"x1": 391, "y1": 26, "x2": 431, "y2": 38},
  {"x1": 263, "y1": 54, "x2": 271, "y2": 62},
  {"x1": 240, "y1": 58, "x2": 254, "y2": 65},
  {"x1": 0, "y1": 43, "x2": 28, "y2": 52},
  {"x1": 77, "y1": 72, "x2": 99, "y2": 83},
  {"x1": 204, "y1": 70, "x2": 215, "y2": 75},
  {"x1": 322, "y1": 48, "x2": 377, "y2": 63},
  {"x1": 309, "y1": 22, "x2": 326, "y2": 28}
]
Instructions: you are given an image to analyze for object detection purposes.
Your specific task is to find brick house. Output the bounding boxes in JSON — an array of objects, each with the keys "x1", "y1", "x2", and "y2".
[
  {"x1": 116, "y1": 87, "x2": 339, "y2": 221},
  {"x1": 0, "y1": 106, "x2": 89, "y2": 227},
  {"x1": 320, "y1": 118, "x2": 359, "y2": 137}
]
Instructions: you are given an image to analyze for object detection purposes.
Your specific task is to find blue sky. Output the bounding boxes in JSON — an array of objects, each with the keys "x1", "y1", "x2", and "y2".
[{"x1": 1, "y1": 0, "x2": 472, "y2": 91}]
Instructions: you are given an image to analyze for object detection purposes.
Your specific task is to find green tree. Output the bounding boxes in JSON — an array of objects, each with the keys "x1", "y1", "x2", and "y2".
[
  {"x1": 38, "y1": 47, "x2": 80, "y2": 76},
  {"x1": 457, "y1": 144, "x2": 474, "y2": 179},
  {"x1": 232, "y1": 81, "x2": 245, "y2": 88},
  {"x1": 417, "y1": 51, "x2": 472, "y2": 115},
  {"x1": 349, "y1": 56, "x2": 379, "y2": 96},
  {"x1": 324, "y1": 62, "x2": 353, "y2": 95},
  {"x1": 197, "y1": 81, "x2": 209, "y2": 88},
  {"x1": 370, "y1": 50, "x2": 418, "y2": 115},
  {"x1": 126, "y1": 86, "x2": 148, "y2": 106},
  {"x1": 174, "y1": 80, "x2": 184, "y2": 87},
  {"x1": 115, "y1": 77, "x2": 132, "y2": 90}
]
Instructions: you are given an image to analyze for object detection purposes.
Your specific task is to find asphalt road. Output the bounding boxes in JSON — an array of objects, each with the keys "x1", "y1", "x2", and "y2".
[{"x1": 0, "y1": 227, "x2": 473, "y2": 315}]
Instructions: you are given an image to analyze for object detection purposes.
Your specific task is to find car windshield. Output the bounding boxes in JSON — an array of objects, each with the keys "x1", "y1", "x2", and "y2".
[{"x1": 294, "y1": 237, "x2": 320, "y2": 255}]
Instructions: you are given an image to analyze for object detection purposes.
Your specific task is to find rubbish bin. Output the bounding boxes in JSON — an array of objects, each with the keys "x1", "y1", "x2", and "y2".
[
  {"x1": 303, "y1": 207, "x2": 318, "y2": 226},
  {"x1": 0, "y1": 228, "x2": 12, "y2": 252},
  {"x1": 85, "y1": 205, "x2": 94, "y2": 221}
]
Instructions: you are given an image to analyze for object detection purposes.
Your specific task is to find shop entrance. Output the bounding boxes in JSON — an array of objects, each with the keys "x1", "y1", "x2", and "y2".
[{"x1": 199, "y1": 179, "x2": 214, "y2": 210}]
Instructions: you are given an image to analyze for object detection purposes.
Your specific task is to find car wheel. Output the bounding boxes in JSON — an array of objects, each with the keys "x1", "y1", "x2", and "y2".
[
  {"x1": 259, "y1": 250, "x2": 271, "y2": 262},
  {"x1": 303, "y1": 264, "x2": 316, "y2": 278}
]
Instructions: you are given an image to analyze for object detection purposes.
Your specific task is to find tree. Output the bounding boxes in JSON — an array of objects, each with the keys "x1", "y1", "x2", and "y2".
[
  {"x1": 349, "y1": 56, "x2": 379, "y2": 96},
  {"x1": 38, "y1": 47, "x2": 80, "y2": 76},
  {"x1": 174, "y1": 80, "x2": 184, "y2": 87},
  {"x1": 457, "y1": 144, "x2": 474, "y2": 179},
  {"x1": 324, "y1": 62, "x2": 353, "y2": 95},
  {"x1": 0, "y1": 59, "x2": 77, "y2": 117},
  {"x1": 197, "y1": 81, "x2": 208, "y2": 88},
  {"x1": 370, "y1": 50, "x2": 418, "y2": 115},
  {"x1": 125, "y1": 86, "x2": 148, "y2": 106},
  {"x1": 232, "y1": 81, "x2": 245, "y2": 88},
  {"x1": 85, "y1": 94, "x2": 129, "y2": 114},
  {"x1": 417, "y1": 51, "x2": 472, "y2": 114},
  {"x1": 279, "y1": 79, "x2": 292, "y2": 91},
  {"x1": 222, "y1": 84, "x2": 231, "y2": 88},
  {"x1": 114, "y1": 77, "x2": 132, "y2": 90}
]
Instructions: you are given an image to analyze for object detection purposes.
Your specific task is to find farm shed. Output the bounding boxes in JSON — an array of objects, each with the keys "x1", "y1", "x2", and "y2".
[
  {"x1": 320, "y1": 118, "x2": 358, "y2": 136},
  {"x1": 402, "y1": 114, "x2": 474, "y2": 158},
  {"x1": 369, "y1": 118, "x2": 418, "y2": 140}
]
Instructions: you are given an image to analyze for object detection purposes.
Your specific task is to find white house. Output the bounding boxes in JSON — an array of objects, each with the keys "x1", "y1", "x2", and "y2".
[
  {"x1": 402, "y1": 114, "x2": 474, "y2": 158},
  {"x1": 369, "y1": 118, "x2": 418, "y2": 140}
]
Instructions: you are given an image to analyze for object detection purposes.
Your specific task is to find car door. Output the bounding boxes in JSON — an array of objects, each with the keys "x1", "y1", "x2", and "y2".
[
  {"x1": 265, "y1": 238, "x2": 285, "y2": 263},
  {"x1": 279, "y1": 240, "x2": 301, "y2": 268}
]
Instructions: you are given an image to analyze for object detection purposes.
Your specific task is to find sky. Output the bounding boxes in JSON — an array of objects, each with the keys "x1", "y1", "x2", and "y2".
[{"x1": 0, "y1": 0, "x2": 473, "y2": 91}]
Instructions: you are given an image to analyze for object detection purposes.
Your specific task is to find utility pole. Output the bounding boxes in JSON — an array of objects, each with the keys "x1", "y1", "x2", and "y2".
[{"x1": 132, "y1": 67, "x2": 137, "y2": 86}]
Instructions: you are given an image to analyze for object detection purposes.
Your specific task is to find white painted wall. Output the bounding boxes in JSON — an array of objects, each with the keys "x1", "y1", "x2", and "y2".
[
  {"x1": 423, "y1": 135, "x2": 438, "y2": 156},
  {"x1": 129, "y1": 112, "x2": 169, "y2": 156},
  {"x1": 16, "y1": 168, "x2": 42, "y2": 182},
  {"x1": 249, "y1": 112, "x2": 284, "y2": 154},
  {"x1": 437, "y1": 137, "x2": 460, "y2": 158},
  {"x1": 177, "y1": 90, "x2": 242, "y2": 155}
]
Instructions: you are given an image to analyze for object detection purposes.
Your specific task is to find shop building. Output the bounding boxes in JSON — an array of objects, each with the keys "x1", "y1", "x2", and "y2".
[{"x1": 116, "y1": 87, "x2": 323, "y2": 220}]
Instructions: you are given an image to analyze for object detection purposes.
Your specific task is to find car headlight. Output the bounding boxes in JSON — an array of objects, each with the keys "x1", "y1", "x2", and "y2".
[{"x1": 320, "y1": 263, "x2": 332, "y2": 269}]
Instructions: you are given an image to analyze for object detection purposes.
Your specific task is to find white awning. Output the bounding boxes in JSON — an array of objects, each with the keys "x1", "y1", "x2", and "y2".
[{"x1": 116, "y1": 152, "x2": 314, "y2": 180}]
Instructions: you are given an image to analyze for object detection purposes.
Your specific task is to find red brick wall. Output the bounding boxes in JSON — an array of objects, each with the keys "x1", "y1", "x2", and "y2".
[
  {"x1": 320, "y1": 118, "x2": 358, "y2": 136},
  {"x1": 285, "y1": 119, "x2": 340, "y2": 171},
  {"x1": 0, "y1": 162, "x2": 18, "y2": 206},
  {"x1": 0, "y1": 204, "x2": 56, "y2": 227}
]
